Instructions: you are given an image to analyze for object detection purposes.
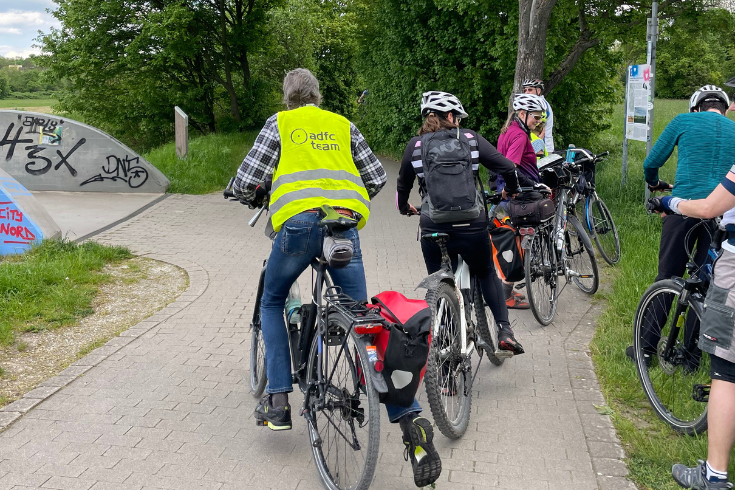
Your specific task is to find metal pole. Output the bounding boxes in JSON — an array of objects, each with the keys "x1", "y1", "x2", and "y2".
[
  {"x1": 644, "y1": 1, "x2": 658, "y2": 201},
  {"x1": 622, "y1": 67, "x2": 629, "y2": 186}
]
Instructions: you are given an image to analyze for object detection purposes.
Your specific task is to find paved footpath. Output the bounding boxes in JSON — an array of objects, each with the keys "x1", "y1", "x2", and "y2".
[{"x1": 0, "y1": 159, "x2": 635, "y2": 490}]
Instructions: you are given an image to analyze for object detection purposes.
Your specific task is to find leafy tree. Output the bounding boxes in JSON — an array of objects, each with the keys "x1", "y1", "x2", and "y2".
[{"x1": 0, "y1": 73, "x2": 10, "y2": 99}]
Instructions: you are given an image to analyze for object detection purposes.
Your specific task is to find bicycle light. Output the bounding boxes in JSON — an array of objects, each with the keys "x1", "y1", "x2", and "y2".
[
  {"x1": 354, "y1": 324, "x2": 384, "y2": 335},
  {"x1": 519, "y1": 227, "x2": 535, "y2": 236}
]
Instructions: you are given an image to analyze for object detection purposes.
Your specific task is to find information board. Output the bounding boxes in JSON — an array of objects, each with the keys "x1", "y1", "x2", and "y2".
[{"x1": 625, "y1": 64, "x2": 652, "y2": 142}]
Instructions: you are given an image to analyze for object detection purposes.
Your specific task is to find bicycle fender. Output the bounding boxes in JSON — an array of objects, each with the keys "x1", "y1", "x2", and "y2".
[
  {"x1": 415, "y1": 270, "x2": 454, "y2": 291},
  {"x1": 354, "y1": 337, "x2": 389, "y2": 394}
]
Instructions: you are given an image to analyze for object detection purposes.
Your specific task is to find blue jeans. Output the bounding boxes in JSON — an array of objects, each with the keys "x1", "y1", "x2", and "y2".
[{"x1": 259, "y1": 212, "x2": 421, "y2": 422}]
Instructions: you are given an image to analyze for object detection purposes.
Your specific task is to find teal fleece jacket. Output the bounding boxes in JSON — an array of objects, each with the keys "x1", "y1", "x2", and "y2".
[{"x1": 643, "y1": 111, "x2": 735, "y2": 200}]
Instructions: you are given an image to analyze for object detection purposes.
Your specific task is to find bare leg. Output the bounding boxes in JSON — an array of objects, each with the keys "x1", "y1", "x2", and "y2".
[{"x1": 707, "y1": 379, "x2": 735, "y2": 472}]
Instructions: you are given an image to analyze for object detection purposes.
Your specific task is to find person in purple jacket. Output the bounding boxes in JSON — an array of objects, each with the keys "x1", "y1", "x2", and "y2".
[{"x1": 495, "y1": 93, "x2": 547, "y2": 308}]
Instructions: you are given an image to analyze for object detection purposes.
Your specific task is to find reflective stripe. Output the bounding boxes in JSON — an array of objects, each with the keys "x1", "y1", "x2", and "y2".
[
  {"x1": 273, "y1": 169, "x2": 364, "y2": 194},
  {"x1": 472, "y1": 164, "x2": 479, "y2": 171},
  {"x1": 471, "y1": 151, "x2": 479, "y2": 158},
  {"x1": 412, "y1": 149, "x2": 421, "y2": 157},
  {"x1": 411, "y1": 161, "x2": 423, "y2": 169},
  {"x1": 270, "y1": 188, "x2": 371, "y2": 216}
]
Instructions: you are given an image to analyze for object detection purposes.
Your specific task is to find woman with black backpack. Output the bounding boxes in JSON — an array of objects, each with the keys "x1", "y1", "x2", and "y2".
[{"x1": 396, "y1": 90, "x2": 525, "y2": 355}]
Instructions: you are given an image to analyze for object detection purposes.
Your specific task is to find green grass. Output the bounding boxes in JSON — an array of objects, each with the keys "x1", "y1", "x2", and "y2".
[
  {"x1": 0, "y1": 99, "x2": 58, "y2": 109},
  {"x1": 591, "y1": 100, "x2": 735, "y2": 489},
  {"x1": 144, "y1": 131, "x2": 259, "y2": 194},
  {"x1": 0, "y1": 239, "x2": 131, "y2": 346}
]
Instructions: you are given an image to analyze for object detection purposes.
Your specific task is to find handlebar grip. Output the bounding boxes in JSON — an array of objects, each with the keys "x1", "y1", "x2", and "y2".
[
  {"x1": 223, "y1": 190, "x2": 236, "y2": 199},
  {"x1": 598, "y1": 151, "x2": 610, "y2": 158}
]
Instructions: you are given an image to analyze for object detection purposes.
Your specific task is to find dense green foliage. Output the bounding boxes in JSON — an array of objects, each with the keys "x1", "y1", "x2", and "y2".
[
  {"x1": 356, "y1": 0, "x2": 622, "y2": 155},
  {"x1": 0, "y1": 56, "x2": 62, "y2": 99},
  {"x1": 654, "y1": 9, "x2": 735, "y2": 98},
  {"x1": 144, "y1": 131, "x2": 258, "y2": 194},
  {"x1": 591, "y1": 101, "x2": 735, "y2": 489},
  {"x1": 0, "y1": 240, "x2": 131, "y2": 346}
]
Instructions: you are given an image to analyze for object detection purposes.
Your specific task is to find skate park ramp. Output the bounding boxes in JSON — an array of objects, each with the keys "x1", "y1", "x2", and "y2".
[{"x1": 0, "y1": 110, "x2": 169, "y2": 193}]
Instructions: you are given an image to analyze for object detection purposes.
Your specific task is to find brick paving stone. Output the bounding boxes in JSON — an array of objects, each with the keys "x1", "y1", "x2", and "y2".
[{"x1": 0, "y1": 158, "x2": 634, "y2": 489}]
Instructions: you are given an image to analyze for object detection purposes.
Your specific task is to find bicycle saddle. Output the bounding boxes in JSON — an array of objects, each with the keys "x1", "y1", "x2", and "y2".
[
  {"x1": 319, "y1": 205, "x2": 358, "y2": 234},
  {"x1": 421, "y1": 232, "x2": 450, "y2": 242}
]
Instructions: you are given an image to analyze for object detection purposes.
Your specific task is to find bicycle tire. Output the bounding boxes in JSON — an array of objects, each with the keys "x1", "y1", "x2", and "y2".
[
  {"x1": 472, "y1": 279, "x2": 503, "y2": 366},
  {"x1": 250, "y1": 266, "x2": 268, "y2": 397},
  {"x1": 633, "y1": 279, "x2": 709, "y2": 435},
  {"x1": 524, "y1": 229, "x2": 558, "y2": 326},
  {"x1": 587, "y1": 195, "x2": 621, "y2": 266},
  {"x1": 306, "y1": 314, "x2": 380, "y2": 490},
  {"x1": 566, "y1": 214, "x2": 599, "y2": 294},
  {"x1": 424, "y1": 281, "x2": 472, "y2": 439}
]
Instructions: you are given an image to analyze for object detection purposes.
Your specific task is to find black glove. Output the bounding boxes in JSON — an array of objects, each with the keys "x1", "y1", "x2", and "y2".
[
  {"x1": 646, "y1": 197, "x2": 666, "y2": 214},
  {"x1": 648, "y1": 179, "x2": 672, "y2": 192}
]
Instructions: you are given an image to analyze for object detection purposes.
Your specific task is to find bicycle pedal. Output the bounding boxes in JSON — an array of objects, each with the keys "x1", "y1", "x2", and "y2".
[
  {"x1": 514, "y1": 283, "x2": 526, "y2": 290},
  {"x1": 493, "y1": 350, "x2": 514, "y2": 359},
  {"x1": 692, "y1": 384, "x2": 710, "y2": 403},
  {"x1": 255, "y1": 416, "x2": 268, "y2": 427}
]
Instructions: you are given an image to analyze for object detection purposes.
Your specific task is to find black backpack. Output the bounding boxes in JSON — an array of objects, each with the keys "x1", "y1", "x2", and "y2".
[{"x1": 421, "y1": 129, "x2": 481, "y2": 223}]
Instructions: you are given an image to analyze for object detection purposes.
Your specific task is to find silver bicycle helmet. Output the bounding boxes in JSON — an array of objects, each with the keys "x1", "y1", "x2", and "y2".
[
  {"x1": 420, "y1": 91, "x2": 468, "y2": 118},
  {"x1": 689, "y1": 85, "x2": 730, "y2": 112},
  {"x1": 513, "y1": 93, "x2": 545, "y2": 112},
  {"x1": 522, "y1": 79, "x2": 544, "y2": 89}
]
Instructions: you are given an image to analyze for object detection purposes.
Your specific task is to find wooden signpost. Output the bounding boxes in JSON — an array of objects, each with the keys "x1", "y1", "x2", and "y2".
[{"x1": 175, "y1": 106, "x2": 188, "y2": 159}]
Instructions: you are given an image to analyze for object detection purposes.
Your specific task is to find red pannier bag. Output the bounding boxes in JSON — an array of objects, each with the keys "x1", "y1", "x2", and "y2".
[
  {"x1": 490, "y1": 217, "x2": 525, "y2": 282},
  {"x1": 370, "y1": 291, "x2": 431, "y2": 407}
]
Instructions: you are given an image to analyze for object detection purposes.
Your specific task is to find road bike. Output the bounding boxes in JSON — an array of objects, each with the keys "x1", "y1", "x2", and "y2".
[
  {"x1": 413, "y1": 204, "x2": 513, "y2": 439},
  {"x1": 631, "y1": 216, "x2": 721, "y2": 435},
  {"x1": 524, "y1": 155, "x2": 599, "y2": 325},
  {"x1": 224, "y1": 179, "x2": 387, "y2": 490},
  {"x1": 565, "y1": 148, "x2": 620, "y2": 266}
]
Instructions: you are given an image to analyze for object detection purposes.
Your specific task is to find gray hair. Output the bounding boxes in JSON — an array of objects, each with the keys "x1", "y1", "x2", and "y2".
[{"x1": 283, "y1": 68, "x2": 322, "y2": 109}]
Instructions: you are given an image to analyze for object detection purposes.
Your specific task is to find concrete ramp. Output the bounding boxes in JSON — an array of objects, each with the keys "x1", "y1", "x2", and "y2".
[
  {"x1": 0, "y1": 169, "x2": 61, "y2": 255},
  {"x1": 0, "y1": 111, "x2": 169, "y2": 193}
]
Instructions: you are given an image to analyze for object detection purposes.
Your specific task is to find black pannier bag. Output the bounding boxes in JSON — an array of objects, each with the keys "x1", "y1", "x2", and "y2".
[
  {"x1": 370, "y1": 291, "x2": 431, "y2": 407},
  {"x1": 507, "y1": 191, "x2": 555, "y2": 227}
]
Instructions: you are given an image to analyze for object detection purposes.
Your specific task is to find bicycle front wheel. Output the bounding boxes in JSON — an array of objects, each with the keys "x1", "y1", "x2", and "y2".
[
  {"x1": 306, "y1": 313, "x2": 380, "y2": 490},
  {"x1": 587, "y1": 195, "x2": 620, "y2": 265},
  {"x1": 424, "y1": 282, "x2": 472, "y2": 439},
  {"x1": 633, "y1": 279, "x2": 709, "y2": 435},
  {"x1": 524, "y1": 229, "x2": 558, "y2": 326},
  {"x1": 566, "y1": 214, "x2": 599, "y2": 294}
]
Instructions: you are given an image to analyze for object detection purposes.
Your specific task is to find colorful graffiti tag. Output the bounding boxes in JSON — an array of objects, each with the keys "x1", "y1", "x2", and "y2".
[{"x1": 0, "y1": 177, "x2": 43, "y2": 255}]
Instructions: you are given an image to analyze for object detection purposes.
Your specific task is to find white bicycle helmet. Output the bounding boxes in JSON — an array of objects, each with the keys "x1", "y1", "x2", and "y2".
[
  {"x1": 522, "y1": 79, "x2": 544, "y2": 89},
  {"x1": 420, "y1": 91, "x2": 468, "y2": 118},
  {"x1": 689, "y1": 85, "x2": 730, "y2": 112},
  {"x1": 513, "y1": 93, "x2": 545, "y2": 113}
]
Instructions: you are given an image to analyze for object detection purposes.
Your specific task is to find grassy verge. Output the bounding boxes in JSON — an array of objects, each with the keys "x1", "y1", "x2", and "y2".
[
  {"x1": 591, "y1": 100, "x2": 735, "y2": 488},
  {"x1": 144, "y1": 131, "x2": 258, "y2": 194},
  {"x1": 0, "y1": 99, "x2": 58, "y2": 109},
  {"x1": 0, "y1": 240, "x2": 131, "y2": 346}
]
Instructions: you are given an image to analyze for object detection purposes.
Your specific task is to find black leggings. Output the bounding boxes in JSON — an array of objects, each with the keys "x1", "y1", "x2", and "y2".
[{"x1": 420, "y1": 230, "x2": 510, "y2": 329}]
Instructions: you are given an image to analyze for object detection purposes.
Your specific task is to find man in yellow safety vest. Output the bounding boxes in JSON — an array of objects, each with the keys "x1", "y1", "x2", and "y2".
[{"x1": 233, "y1": 68, "x2": 441, "y2": 487}]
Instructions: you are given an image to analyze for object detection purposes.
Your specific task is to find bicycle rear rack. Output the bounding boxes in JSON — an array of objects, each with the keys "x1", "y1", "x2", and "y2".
[{"x1": 323, "y1": 287, "x2": 387, "y2": 328}]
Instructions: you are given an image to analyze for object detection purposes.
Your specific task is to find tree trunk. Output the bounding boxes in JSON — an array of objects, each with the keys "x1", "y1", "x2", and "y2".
[{"x1": 218, "y1": 0, "x2": 241, "y2": 122}]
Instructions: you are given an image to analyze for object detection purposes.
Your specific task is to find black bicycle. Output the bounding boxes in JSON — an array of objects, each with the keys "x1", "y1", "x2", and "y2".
[
  {"x1": 631, "y1": 215, "x2": 721, "y2": 435},
  {"x1": 224, "y1": 179, "x2": 386, "y2": 490}
]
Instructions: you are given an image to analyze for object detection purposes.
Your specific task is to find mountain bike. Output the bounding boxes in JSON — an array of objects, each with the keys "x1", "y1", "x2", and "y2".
[
  {"x1": 224, "y1": 179, "x2": 386, "y2": 490},
  {"x1": 631, "y1": 216, "x2": 721, "y2": 435},
  {"x1": 524, "y1": 156, "x2": 599, "y2": 326},
  {"x1": 416, "y1": 224, "x2": 512, "y2": 439},
  {"x1": 565, "y1": 148, "x2": 621, "y2": 266}
]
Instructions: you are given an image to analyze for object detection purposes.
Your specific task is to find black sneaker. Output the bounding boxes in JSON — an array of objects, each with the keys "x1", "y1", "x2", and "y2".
[
  {"x1": 254, "y1": 394, "x2": 292, "y2": 431},
  {"x1": 672, "y1": 460, "x2": 733, "y2": 489},
  {"x1": 498, "y1": 326, "x2": 524, "y2": 355},
  {"x1": 400, "y1": 416, "x2": 442, "y2": 487},
  {"x1": 626, "y1": 345, "x2": 653, "y2": 368}
]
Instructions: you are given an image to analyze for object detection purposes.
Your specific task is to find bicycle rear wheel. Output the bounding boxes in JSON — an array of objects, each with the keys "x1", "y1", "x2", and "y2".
[
  {"x1": 587, "y1": 195, "x2": 620, "y2": 265},
  {"x1": 306, "y1": 313, "x2": 380, "y2": 490},
  {"x1": 524, "y1": 229, "x2": 558, "y2": 326},
  {"x1": 566, "y1": 214, "x2": 599, "y2": 294},
  {"x1": 633, "y1": 279, "x2": 709, "y2": 435},
  {"x1": 250, "y1": 266, "x2": 268, "y2": 397},
  {"x1": 472, "y1": 279, "x2": 503, "y2": 366},
  {"x1": 424, "y1": 282, "x2": 472, "y2": 439}
]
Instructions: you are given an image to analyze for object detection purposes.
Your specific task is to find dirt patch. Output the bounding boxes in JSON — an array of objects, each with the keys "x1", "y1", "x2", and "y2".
[{"x1": 0, "y1": 257, "x2": 188, "y2": 406}]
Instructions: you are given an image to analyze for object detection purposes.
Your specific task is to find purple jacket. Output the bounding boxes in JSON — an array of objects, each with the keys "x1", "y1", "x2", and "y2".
[{"x1": 497, "y1": 120, "x2": 539, "y2": 182}]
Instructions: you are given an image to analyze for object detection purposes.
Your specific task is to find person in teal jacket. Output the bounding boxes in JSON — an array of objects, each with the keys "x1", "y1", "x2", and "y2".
[{"x1": 627, "y1": 85, "x2": 735, "y2": 365}]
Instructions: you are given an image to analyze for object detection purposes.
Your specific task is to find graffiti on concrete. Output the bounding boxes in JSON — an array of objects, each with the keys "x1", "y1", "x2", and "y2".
[
  {"x1": 0, "y1": 110, "x2": 169, "y2": 193},
  {"x1": 0, "y1": 179, "x2": 43, "y2": 254},
  {"x1": 80, "y1": 155, "x2": 149, "y2": 189}
]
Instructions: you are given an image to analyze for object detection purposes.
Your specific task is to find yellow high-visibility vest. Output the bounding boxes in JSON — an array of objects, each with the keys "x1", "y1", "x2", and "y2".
[{"x1": 271, "y1": 106, "x2": 370, "y2": 232}]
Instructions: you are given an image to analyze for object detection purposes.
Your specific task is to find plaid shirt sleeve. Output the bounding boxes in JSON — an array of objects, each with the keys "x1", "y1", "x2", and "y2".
[
  {"x1": 350, "y1": 123, "x2": 386, "y2": 199},
  {"x1": 233, "y1": 114, "x2": 280, "y2": 202}
]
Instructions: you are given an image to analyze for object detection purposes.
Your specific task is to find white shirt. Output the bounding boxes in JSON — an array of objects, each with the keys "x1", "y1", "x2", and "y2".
[{"x1": 542, "y1": 96, "x2": 554, "y2": 153}]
